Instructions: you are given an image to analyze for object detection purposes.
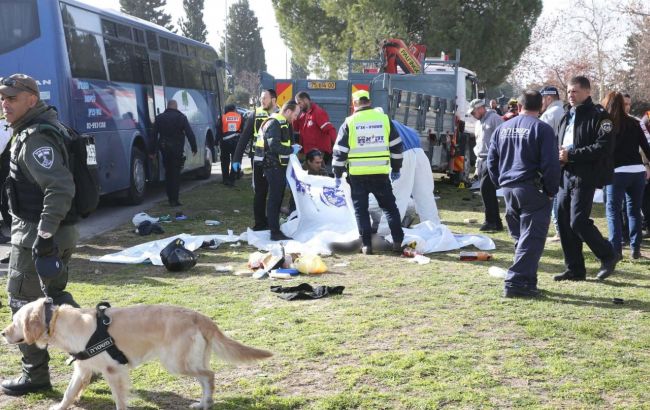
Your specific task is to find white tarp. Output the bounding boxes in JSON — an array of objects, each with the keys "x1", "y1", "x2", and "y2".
[
  {"x1": 247, "y1": 156, "x2": 495, "y2": 255},
  {"x1": 92, "y1": 233, "x2": 239, "y2": 265}
]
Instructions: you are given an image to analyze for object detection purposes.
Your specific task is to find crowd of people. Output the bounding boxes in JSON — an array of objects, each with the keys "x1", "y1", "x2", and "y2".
[{"x1": 1, "y1": 70, "x2": 649, "y2": 396}]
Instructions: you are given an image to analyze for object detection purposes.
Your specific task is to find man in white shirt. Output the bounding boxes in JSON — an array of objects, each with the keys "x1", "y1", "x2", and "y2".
[{"x1": 539, "y1": 86, "x2": 565, "y2": 242}]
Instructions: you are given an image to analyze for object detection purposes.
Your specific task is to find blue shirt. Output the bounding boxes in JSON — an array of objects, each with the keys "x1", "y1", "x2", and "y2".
[{"x1": 487, "y1": 114, "x2": 561, "y2": 196}]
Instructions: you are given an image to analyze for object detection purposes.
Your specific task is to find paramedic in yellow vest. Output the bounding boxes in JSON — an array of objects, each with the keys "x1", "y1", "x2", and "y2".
[
  {"x1": 232, "y1": 89, "x2": 278, "y2": 230},
  {"x1": 332, "y1": 90, "x2": 405, "y2": 255},
  {"x1": 261, "y1": 101, "x2": 301, "y2": 241},
  {"x1": 216, "y1": 104, "x2": 242, "y2": 186}
]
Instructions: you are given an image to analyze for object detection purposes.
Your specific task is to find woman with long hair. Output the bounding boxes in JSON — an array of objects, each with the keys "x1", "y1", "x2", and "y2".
[{"x1": 602, "y1": 91, "x2": 650, "y2": 259}]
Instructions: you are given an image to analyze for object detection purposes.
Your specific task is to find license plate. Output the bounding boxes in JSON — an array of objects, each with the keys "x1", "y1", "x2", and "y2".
[{"x1": 307, "y1": 81, "x2": 336, "y2": 90}]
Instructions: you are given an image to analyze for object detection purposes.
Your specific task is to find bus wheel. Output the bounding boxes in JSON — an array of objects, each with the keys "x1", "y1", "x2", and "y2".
[
  {"x1": 126, "y1": 147, "x2": 146, "y2": 204},
  {"x1": 196, "y1": 145, "x2": 213, "y2": 180}
]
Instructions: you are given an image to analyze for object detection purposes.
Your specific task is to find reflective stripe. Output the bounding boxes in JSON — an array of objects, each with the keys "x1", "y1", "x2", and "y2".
[
  {"x1": 390, "y1": 153, "x2": 403, "y2": 159},
  {"x1": 350, "y1": 145, "x2": 387, "y2": 154},
  {"x1": 253, "y1": 155, "x2": 264, "y2": 162},
  {"x1": 333, "y1": 144, "x2": 349, "y2": 153},
  {"x1": 223, "y1": 134, "x2": 239, "y2": 141},
  {"x1": 332, "y1": 160, "x2": 346, "y2": 167},
  {"x1": 320, "y1": 122, "x2": 331, "y2": 129},
  {"x1": 349, "y1": 159, "x2": 389, "y2": 167},
  {"x1": 389, "y1": 137, "x2": 402, "y2": 147}
]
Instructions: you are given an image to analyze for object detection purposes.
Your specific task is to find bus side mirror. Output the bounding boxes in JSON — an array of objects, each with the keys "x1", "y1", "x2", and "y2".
[{"x1": 478, "y1": 90, "x2": 486, "y2": 99}]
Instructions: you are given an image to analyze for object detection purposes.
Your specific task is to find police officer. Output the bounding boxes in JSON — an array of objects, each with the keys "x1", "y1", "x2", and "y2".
[
  {"x1": 555, "y1": 76, "x2": 618, "y2": 281},
  {"x1": 0, "y1": 73, "x2": 79, "y2": 395},
  {"x1": 232, "y1": 89, "x2": 279, "y2": 231},
  {"x1": 332, "y1": 90, "x2": 404, "y2": 255},
  {"x1": 151, "y1": 99, "x2": 197, "y2": 207},
  {"x1": 260, "y1": 101, "x2": 301, "y2": 241},
  {"x1": 487, "y1": 90, "x2": 561, "y2": 298},
  {"x1": 216, "y1": 104, "x2": 242, "y2": 186}
]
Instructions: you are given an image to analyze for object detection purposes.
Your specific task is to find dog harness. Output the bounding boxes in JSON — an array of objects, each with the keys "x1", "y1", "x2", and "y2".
[{"x1": 69, "y1": 302, "x2": 129, "y2": 365}]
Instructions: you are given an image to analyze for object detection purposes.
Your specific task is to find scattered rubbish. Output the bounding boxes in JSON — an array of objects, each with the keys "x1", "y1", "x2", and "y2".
[
  {"x1": 333, "y1": 262, "x2": 349, "y2": 268},
  {"x1": 205, "y1": 220, "x2": 221, "y2": 226},
  {"x1": 488, "y1": 266, "x2": 508, "y2": 279},
  {"x1": 403, "y1": 247, "x2": 417, "y2": 257},
  {"x1": 409, "y1": 254, "x2": 431, "y2": 264},
  {"x1": 612, "y1": 298, "x2": 624, "y2": 305},
  {"x1": 233, "y1": 209, "x2": 240, "y2": 213},
  {"x1": 269, "y1": 268, "x2": 300, "y2": 279},
  {"x1": 229, "y1": 242, "x2": 241, "y2": 247},
  {"x1": 158, "y1": 214, "x2": 173, "y2": 223},
  {"x1": 132, "y1": 212, "x2": 159, "y2": 226},
  {"x1": 295, "y1": 254, "x2": 328, "y2": 274},
  {"x1": 270, "y1": 283, "x2": 345, "y2": 300},
  {"x1": 252, "y1": 269, "x2": 269, "y2": 279},
  {"x1": 214, "y1": 265, "x2": 233, "y2": 273},
  {"x1": 233, "y1": 270, "x2": 253, "y2": 276},
  {"x1": 135, "y1": 220, "x2": 164, "y2": 236},
  {"x1": 460, "y1": 251, "x2": 492, "y2": 261},
  {"x1": 175, "y1": 212, "x2": 188, "y2": 221},
  {"x1": 248, "y1": 252, "x2": 266, "y2": 270},
  {"x1": 160, "y1": 238, "x2": 197, "y2": 272},
  {"x1": 463, "y1": 218, "x2": 478, "y2": 224}
]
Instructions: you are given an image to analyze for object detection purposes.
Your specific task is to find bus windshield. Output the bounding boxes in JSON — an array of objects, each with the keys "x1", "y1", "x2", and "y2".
[{"x1": 0, "y1": 0, "x2": 41, "y2": 54}]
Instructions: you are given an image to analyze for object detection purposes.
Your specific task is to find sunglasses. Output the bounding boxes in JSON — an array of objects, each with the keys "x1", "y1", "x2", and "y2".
[{"x1": 0, "y1": 77, "x2": 38, "y2": 95}]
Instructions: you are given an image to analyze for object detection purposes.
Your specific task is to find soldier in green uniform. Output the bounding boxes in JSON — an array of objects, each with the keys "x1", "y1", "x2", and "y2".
[{"x1": 0, "y1": 74, "x2": 79, "y2": 396}]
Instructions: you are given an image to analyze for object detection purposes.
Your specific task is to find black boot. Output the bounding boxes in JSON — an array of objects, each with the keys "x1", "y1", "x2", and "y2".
[
  {"x1": 1, "y1": 375, "x2": 52, "y2": 396},
  {"x1": 270, "y1": 231, "x2": 291, "y2": 241}
]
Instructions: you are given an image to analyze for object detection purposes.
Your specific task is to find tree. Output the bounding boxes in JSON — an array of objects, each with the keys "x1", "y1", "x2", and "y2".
[
  {"x1": 618, "y1": 15, "x2": 650, "y2": 114},
  {"x1": 272, "y1": 0, "x2": 542, "y2": 86},
  {"x1": 178, "y1": 0, "x2": 208, "y2": 42},
  {"x1": 120, "y1": 0, "x2": 174, "y2": 32},
  {"x1": 220, "y1": 0, "x2": 266, "y2": 76},
  {"x1": 290, "y1": 58, "x2": 309, "y2": 79}
]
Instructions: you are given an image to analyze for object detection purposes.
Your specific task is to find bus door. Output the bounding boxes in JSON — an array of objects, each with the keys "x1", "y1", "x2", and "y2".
[{"x1": 148, "y1": 54, "x2": 165, "y2": 180}]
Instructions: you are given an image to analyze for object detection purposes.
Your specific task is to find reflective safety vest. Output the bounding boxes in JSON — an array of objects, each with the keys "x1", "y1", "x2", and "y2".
[
  {"x1": 346, "y1": 109, "x2": 391, "y2": 175},
  {"x1": 253, "y1": 107, "x2": 270, "y2": 162},
  {"x1": 221, "y1": 111, "x2": 242, "y2": 140},
  {"x1": 262, "y1": 113, "x2": 291, "y2": 167}
]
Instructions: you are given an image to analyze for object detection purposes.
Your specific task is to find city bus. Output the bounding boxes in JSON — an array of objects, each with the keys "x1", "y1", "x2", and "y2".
[{"x1": 0, "y1": 0, "x2": 224, "y2": 204}]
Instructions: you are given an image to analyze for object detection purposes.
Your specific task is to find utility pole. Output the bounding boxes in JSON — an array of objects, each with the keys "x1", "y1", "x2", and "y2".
[{"x1": 224, "y1": 0, "x2": 228, "y2": 64}]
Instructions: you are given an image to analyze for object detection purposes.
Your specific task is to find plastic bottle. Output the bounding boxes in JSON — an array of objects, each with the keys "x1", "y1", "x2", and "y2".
[{"x1": 459, "y1": 251, "x2": 492, "y2": 261}]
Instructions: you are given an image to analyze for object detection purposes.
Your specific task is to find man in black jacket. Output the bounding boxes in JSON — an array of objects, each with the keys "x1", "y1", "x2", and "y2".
[
  {"x1": 555, "y1": 76, "x2": 618, "y2": 281},
  {"x1": 151, "y1": 100, "x2": 197, "y2": 207}
]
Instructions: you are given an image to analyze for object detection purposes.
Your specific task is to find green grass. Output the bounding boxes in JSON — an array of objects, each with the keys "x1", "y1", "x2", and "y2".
[{"x1": 2, "y1": 173, "x2": 650, "y2": 409}]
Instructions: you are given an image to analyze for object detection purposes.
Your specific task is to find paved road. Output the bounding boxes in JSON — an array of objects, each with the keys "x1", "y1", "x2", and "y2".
[{"x1": 0, "y1": 162, "x2": 226, "y2": 275}]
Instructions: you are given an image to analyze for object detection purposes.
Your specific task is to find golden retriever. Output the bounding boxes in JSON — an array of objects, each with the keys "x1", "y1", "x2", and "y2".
[{"x1": 1, "y1": 298, "x2": 272, "y2": 410}]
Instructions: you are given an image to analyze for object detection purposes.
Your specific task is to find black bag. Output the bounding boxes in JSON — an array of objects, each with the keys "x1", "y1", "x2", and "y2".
[
  {"x1": 37, "y1": 120, "x2": 100, "y2": 218},
  {"x1": 160, "y1": 238, "x2": 198, "y2": 272}
]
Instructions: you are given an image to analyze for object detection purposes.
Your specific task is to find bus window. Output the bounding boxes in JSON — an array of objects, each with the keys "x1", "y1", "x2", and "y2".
[
  {"x1": 151, "y1": 60, "x2": 163, "y2": 86},
  {"x1": 170, "y1": 41, "x2": 179, "y2": 53},
  {"x1": 102, "y1": 20, "x2": 117, "y2": 37},
  {"x1": 0, "y1": 0, "x2": 40, "y2": 54},
  {"x1": 162, "y1": 52, "x2": 184, "y2": 88},
  {"x1": 133, "y1": 29, "x2": 145, "y2": 44},
  {"x1": 159, "y1": 37, "x2": 169, "y2": 50},
  {"x1": 60, "y1": 3, "x2": 101, "y2": 33},
  {"x1": 146, "y1": 31, "x2": 158, "y2": 50},
  {"x1": 117, "y1": 24, "x2": 132, "y2": 40},
  {"x1": 64, "y1": 27, "x2": 107, "y2": 80},
  {"x1": 180, "y1": 44, "x2": 188, "y2": 56},
  {"x1": 104, "y1": 38, "x2": 151, "y2": 84}
]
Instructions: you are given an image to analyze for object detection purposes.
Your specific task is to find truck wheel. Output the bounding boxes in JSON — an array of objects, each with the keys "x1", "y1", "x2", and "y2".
[
  {"x1": 125, "y1": 147, "x2": 146, "y2": 204},
  {"x1": 196, "y1": 145, "x2": 213, "y2": 180}
]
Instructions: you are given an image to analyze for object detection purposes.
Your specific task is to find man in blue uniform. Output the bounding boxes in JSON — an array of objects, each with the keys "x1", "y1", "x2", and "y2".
[{"x1": 487, "y1": 90, "x2": 561, "y2": 298}]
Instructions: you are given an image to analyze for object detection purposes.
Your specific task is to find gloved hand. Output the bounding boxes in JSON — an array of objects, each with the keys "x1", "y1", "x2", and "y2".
[
  {"x1": 291, "y1": 144, "x2": 302, "y2": 155},
  {"x1": 335, "y1": 177, "x2": 342, "y2": 188},
  {"x1": 33, "y1": 235, "x2": 56, "y2": 257},
  {"x1": 232, "y1": 162, "x2": 241, "y2": 172},
  {"x1": 390, "y1": 171, "x2": 401, "y2": 182}
]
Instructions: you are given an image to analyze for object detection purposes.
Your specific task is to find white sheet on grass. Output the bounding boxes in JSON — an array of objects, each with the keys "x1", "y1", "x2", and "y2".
[
  {"x1": 247, "y1": 156, "x2": 495, "y2": 255},
  {"x1": 91, "y1": 233, "x2": 240, "y2": 265}
]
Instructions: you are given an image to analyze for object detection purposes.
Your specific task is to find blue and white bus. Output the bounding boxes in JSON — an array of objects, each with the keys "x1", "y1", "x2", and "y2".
[{"x1": 0, "y1": 0, "x2": 224, "y2": 204}]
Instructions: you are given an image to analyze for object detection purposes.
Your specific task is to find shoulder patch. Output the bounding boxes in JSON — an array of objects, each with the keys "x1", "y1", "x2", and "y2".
[
  {"x1": 32, "y1": 146, "x2": 54, "y2": 169},
  {"x1": 599, "y1": 119, "x2": 613, "y2": 133}
]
